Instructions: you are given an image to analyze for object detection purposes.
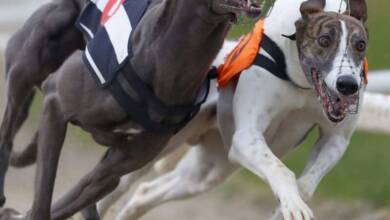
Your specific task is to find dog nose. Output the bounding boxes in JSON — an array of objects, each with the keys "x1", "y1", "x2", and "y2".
[{"x1": 336, "y1": 75, "x2": 359, "y2": 96}]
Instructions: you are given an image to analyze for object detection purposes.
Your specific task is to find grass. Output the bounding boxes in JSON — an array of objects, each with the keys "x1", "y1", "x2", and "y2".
[{"x1": 233, "y1": 0, "x2": 390, "y2": 207}]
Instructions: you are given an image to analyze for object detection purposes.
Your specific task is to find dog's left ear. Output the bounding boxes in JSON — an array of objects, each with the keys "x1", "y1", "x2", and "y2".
[
  {"x1": 300, "y1": 0, "x2": 326, "y2": 19},
  {"x1": 346, "y1": 0, "x2": 368, "y2": 23}
]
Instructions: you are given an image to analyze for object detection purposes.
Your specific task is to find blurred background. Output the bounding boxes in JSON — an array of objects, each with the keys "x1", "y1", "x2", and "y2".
[{"x1": 0, "y1": 0, "x2": 389, "y2": 219}]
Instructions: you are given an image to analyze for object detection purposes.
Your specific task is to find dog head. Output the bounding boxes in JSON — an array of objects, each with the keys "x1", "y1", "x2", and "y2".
[
  {"x1": 211, "y1": 0, "x2": 262, "y2": 18},
  {"x1": 295, "y1": 0, "x2": 368, "y2": 123}
]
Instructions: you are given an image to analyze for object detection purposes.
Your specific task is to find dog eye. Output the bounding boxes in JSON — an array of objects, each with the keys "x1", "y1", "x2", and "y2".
[
  {"x1": 318, "y1": 35, "x2": 331, "y2": 48},
  {"x1": 355, "y1": 40, "x2": 366, "y2": 52}
]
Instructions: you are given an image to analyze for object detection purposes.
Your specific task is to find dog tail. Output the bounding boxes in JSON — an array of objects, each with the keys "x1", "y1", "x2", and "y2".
[{"x1": 9, "y1": 133, "x2": 38, "y2": 168}]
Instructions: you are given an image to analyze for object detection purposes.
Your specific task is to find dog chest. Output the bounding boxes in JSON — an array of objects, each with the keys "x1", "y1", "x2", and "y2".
[{"x1": 265, "y1": 109, "x2": 316, "y2": 155}]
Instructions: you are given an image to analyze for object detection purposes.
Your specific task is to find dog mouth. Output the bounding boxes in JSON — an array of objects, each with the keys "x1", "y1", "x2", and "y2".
[
  {"x1": 311, "y1": 68, "x2": 359, "y2": 123},
  {"x1": 217, "y1": 0, "x2": 262, "y2": 18}
]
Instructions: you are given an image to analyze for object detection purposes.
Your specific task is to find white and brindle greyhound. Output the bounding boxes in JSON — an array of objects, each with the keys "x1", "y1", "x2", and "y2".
[{"x1": 101, "y1": 0, "x2": 369, "y2": 219}]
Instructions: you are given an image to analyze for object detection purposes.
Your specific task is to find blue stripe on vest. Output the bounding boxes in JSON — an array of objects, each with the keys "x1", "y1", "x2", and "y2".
[
  {"x1": 86, "y1": 28, "x2": 120, "y2": 86},
  {"x1": 123, "y1": 0, "x2": 149, "y2": 28},
  {"x1": 76, "y1": 3, "x2": 102, "y2": 40}
]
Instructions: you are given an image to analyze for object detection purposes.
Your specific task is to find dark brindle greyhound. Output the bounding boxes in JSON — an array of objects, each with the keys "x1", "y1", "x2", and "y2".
[{"x1": 0, "y1": 0, "x2": 262, "y2": 219}]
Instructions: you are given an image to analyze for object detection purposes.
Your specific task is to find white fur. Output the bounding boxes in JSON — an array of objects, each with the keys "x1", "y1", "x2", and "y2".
[{"x1": 100, "y1": 1, "x2": 364, "y2": 220}]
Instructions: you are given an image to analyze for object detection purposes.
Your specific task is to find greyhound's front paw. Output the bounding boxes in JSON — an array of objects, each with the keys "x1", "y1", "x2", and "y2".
[
  {"x1": 277, "y1": 197, "x2": 314, "y2": 220},
  {"x1": 0, "y1": 208, "x2": 24, "y2": 220}
]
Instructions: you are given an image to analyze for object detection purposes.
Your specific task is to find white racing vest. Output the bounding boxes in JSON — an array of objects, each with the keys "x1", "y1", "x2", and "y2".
[{"x1": 77, "y1": 0, "x2": 149, "y2": 87}]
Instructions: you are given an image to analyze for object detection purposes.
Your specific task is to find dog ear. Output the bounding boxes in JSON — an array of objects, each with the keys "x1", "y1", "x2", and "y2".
[
  {"x1": 300, "y1": 0, "x2": 326, "y2": 18},
  {"x1": 346, "y1": 0, "x2": 368, "y2": 23}
]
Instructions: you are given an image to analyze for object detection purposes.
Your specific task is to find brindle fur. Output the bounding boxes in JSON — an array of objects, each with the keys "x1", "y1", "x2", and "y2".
[{"x1": 296, "y1": 3, "x2": 368, "y2": 85}]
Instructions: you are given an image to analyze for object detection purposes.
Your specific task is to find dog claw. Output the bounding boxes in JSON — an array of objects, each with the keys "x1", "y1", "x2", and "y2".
[{"x1": 275, "y1": 196, "x2": 314, "y2": 220}]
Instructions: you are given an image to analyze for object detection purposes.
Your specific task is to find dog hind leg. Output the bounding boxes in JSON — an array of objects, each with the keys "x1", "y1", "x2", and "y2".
[
  {"x1": 0, "y1": 65, "x2": 39, "y2": 206},
  {"x1": 0, "y1": 0, "x2": 85, "y2": 206},
  {"x1": 115, "y1": 129, "x2": 236, "y2": 220}
]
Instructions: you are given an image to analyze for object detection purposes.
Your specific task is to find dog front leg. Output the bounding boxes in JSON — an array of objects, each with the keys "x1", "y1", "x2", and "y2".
[
  {"x1": 270, "y1": 133, "x2": 350, "y2": 220},
  {"x1": 27, "y1": 95, "x2": 68, "y2": 220},
  {"x1": 230, "y1": 129, "x2": 314, "y2": 220},
  {"x1": 49, "y1": 133, "x2": 170, "y2": 220},
  {"x1": 298, "y1": 134, "x2": 350, "y2": 200}
]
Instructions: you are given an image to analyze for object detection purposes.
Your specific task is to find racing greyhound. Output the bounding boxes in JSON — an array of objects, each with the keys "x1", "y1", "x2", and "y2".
[{"x1": 112, "y1": 0, "x2": 369, "y2": 220}]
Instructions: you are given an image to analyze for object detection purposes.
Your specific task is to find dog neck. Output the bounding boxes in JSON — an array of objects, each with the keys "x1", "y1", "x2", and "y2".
[
  {"x1": 264, "y1": 0, "x2": 347, "y2": 89},
  {"x1": 130, "y1": 0, "x2": 232, "y2": 106}
]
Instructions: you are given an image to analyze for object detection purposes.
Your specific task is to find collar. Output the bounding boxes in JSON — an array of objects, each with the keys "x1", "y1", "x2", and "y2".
[{"x1": 282, "y1": 33, "x2": 297, "y2": 41}]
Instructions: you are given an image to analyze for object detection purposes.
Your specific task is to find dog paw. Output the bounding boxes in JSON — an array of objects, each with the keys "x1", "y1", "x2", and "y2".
[
  {"x1": 279, "y1": 197, "x2": 314, "y2": 220},
  {"x1": 0, "y1": 208, "x2": 24, "y2": 220}
]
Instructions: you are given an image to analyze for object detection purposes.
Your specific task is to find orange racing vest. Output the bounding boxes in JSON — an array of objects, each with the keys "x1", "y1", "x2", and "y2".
[{"x1": 218, "y1": 20, "x2": 265, "y2": 88}]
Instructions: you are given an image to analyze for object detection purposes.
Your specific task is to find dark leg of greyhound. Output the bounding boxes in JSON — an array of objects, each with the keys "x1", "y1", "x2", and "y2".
[
  {"x1": 28, "y1": 92, "x2": 68, "y2": 220},
  {"x1": 49, "y1": 133, "x2": 169, "y2": 220},
  {"x1": 26, "y1": 99, "x2": 170, "y2": 220},
  {"x1": 0, "y1": 0, "x2": 85, "y2": 205},
  {"x1": 17, "y1": 52, "x2": 172, "y2": 220},
  {"x1": 0, "y1": 68, "x2": 37, "y2": 206},
  {"x1": 52, "y1": 134, "x2": 169, "y2": 220}
]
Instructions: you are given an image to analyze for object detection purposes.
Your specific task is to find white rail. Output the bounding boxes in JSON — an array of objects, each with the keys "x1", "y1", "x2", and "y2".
[
  {"x1": 358, "y1": 71, "x2": 390, "y2": 134},
  {"x1": 359, "y1": 92, "x2": 390, "y2": 134},
  {"x1": 366, "y1": 70, "x2": 390, "y2": 94}
]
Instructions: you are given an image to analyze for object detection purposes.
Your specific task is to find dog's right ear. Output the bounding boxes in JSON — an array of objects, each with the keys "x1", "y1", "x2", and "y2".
[{"x1": 300, "y1": 0, "x2": 326, "y2": 19}]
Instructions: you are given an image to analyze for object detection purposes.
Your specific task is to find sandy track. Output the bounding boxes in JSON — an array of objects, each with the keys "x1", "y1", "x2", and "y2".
[{"x1": 0, "y1": 1, "x2": 389, "y2": 220}]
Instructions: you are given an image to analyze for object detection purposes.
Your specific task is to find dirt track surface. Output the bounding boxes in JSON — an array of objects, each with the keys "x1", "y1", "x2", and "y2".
[{"x1": 0, "y1": 1, "x2": 389, "y2": 220}]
